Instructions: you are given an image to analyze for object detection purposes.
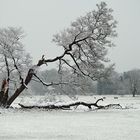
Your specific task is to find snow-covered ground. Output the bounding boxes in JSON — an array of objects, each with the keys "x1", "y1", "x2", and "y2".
[{"x1": 0, "y1": 95, "x2": 140, "y2": 140}]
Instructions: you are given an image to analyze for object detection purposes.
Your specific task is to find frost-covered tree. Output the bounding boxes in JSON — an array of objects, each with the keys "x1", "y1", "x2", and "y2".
[
  {"x1": 53, "y1": 2, "x2": 117, "y2": 80},
  {"x1": 122, "y1": 69, "x2": 140, "y2": 97},
  {"x1": 0, "y1": 27, "x2": 32, "y2": 106},
  {"x1": 0, "y1": 2, "x2": 117, "y2": 108}
]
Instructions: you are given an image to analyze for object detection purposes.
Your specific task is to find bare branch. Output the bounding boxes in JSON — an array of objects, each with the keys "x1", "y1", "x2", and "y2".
[{"x1": 33, "y1": 73, "x2": 71, "y2": 87}]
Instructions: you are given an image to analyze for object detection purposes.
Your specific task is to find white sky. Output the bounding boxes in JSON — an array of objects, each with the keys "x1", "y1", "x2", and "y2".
[{"x1": 0, "y1": 0, "x2": 140, "y2": 72}]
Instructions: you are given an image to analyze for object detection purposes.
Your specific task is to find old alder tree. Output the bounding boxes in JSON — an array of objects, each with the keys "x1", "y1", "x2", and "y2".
[{"x1": 0, "y1": 2, "x2": 117, "y2": 108}]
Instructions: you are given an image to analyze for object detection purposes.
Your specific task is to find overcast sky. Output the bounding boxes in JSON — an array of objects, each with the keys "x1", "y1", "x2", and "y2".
[{"x1": 0, "y1": 0, "x2": 140, "y2": 72}]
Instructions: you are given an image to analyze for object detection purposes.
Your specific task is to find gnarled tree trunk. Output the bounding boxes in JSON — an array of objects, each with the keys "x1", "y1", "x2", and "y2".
[{"x1": 0, "y1": 79, "x2": 9, "y2": 106}]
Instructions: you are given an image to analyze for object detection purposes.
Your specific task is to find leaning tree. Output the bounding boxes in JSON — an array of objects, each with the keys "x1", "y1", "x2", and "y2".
[
  {"x1": 0, "y1": 27, "x2": 32, "y2": 107},
  {"x1": 0, "y1": 2, "x2": 117, "y2": 108}
]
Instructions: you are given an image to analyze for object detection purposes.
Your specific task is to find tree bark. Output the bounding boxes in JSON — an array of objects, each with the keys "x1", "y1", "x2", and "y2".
[{"x1": 0, "y1": 79, "x2": 9, "y2": 106}]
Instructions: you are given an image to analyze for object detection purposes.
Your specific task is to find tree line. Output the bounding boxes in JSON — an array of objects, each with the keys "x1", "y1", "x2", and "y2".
[
  {"x1": 29, "y1": 68, "x2": 140, "y2": 97},
  {"x1": 97, "y1": 69, "x2": 140, "y2": 97}
]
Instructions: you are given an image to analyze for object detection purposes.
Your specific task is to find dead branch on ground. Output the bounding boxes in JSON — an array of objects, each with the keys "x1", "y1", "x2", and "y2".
[{"x1": 18, "y1": 98, "x2": 122, "y2": 110}]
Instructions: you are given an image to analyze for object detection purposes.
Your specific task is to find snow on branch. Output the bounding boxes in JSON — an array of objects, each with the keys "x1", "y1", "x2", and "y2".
[{"x1": 18, "y1": 98, "x2": 123, "y2": 110}]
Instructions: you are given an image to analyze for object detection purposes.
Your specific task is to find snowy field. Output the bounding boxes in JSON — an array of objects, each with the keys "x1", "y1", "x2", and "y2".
[{"x1": 0, "y1": 95, "x2": 140, "y2": 140}]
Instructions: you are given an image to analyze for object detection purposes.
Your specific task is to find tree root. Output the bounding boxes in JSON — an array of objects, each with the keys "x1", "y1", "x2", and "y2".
[{"x1": 18, "y1": 98, "x2": 122, "y2": 110}]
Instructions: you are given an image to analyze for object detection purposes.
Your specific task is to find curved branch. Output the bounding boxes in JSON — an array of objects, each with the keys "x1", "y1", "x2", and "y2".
[
  {"x1": 33, "y1": 73, "x2": 71, "y2": 87},
  {"x1": 61, "y1": 59, "x2": 77, "y2": 73},
  {"x1": 95, "y1": 98, "x2": 103, "y2": 106},
  {"x1": 67, "y1": 52, "x2": 92, "y2": 79}
]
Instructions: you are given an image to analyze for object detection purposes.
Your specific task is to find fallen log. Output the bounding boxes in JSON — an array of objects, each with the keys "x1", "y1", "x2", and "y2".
[{"x1": 18, "y1": 98, "x2": 122, "y2": 110}]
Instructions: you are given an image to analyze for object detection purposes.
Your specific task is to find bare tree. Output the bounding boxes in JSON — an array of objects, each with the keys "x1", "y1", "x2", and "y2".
[
  {"x1": 0, "y1": 2, "x2": 117, "y2": 108},
  {"x1": 123, "y1": 69, "x2": 140, "y2": 97}
]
